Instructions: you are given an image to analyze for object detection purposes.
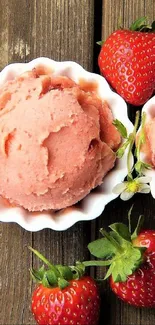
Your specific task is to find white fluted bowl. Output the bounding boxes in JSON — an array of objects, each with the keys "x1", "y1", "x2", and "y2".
[{"x1": 0, "y1": 58, "x2": 133, "y2": 231}]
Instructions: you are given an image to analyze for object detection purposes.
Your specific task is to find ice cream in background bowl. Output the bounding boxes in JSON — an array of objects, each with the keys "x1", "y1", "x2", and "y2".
[
  {"x1": 0, "y1": 58, "x2": 133, "y2": 231},
  {"x1": 137, "y1": 96, "x2": 155, "y2": 198}
]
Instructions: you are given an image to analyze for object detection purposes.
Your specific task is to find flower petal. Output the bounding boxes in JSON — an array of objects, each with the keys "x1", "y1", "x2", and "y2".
[
  {"x1": 113, "y1": 182, "x2": 127, "y2": 194},
  {"x1": 138, "y1": 184, "x2": 150, "y2": 194},
  {"x1": 138, "y1": 176, "x2": 151, "y2": 184},
  {"x1": 120, "y1": 190, "x2": 134, "y2": 201}
]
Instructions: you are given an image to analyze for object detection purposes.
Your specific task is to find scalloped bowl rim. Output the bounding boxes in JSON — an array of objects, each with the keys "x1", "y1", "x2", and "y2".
[{"x1": 0, "y1": 58, "x2": 133, "y2": 231}]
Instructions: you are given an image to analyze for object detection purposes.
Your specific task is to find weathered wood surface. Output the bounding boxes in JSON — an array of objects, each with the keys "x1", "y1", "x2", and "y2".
[{"x1": 0, "y1": 1, "x2": 155, "y2": 325}]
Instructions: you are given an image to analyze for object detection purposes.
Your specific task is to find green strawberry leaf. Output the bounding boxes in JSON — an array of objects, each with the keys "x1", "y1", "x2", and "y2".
[
  {"x1": 37, "y1": 265, "x2": 45, "y2": 278},
  {"x1": 116, "y1": 147, "x2": 125, "y2": 159},
  {"x1": 127, "y1": 174, "x2": 133, "y2": 182},
  {"x1": 104, "y1": 264, "x2": 114, "y2": 280},
  {"x1": 140, "y1": 133, "x2": 145, "y2": 144},
  {"x1": 139, "y1": 24, "x2": 152, "y2": 32},
  {"x1": 152, "y1": 21, "x2": 155, "y2": 31},
  {"x1": 104, "y1": 244, "x2": 145, "y2": 283},
  {"x1": 135, "y1": 161, "x2": 152, "y2": 174},
  {"x1": 58, "y1": 278, "x2": 69, "y2": 290},
  {"x1": 100, "y1": 228, "x2": 124, "y2": 253},
  {"x1": 110, "y1": 231, "x2": 122, "y2": 245},
  {"x1": 131, "y1": 215, "x2": 144, "y2": 240},
  {"x1": 88, "y1": 238, "x2": 116, "y2": 259},
  {"x1": 135, "y1": 161, "x2": 143, "y2": 174},
  {"x1": 109, "y1": 223, "x2": 131, "y2": 242},
  {"x1": 111, "y1": 245, "x2": 144, "y2": 283},
  {"x1": 42, "y1": 272, "x2": 51, "y2": 288},
  {"x1": 74, "y1": 262, "x2": 86, "y2": 278},
  {"x1": 116, "y1": 140, "x2": 129, "y2": 158},
  {"x1": 70, "y1": 262, "x2": 85, "y2": 280},
  {"x1": 96, "y1": 40, "x2": 104, "y2": 46},
  {"x1": 130, "y1": 17, "x2": 148, "y2": 31},
  {"x1": 56, "y1": 265, "x2": 73, "y2": 281},
  {"x1": 30, "y1": 268, "x2": 43, "y2": 282},
  {"x1": 143, "y1": 162, "x2": 153, "y2": 169},
  {"x1": 113, "y1": 119, "x2": 128, "y2": 138},
  {"x1": 85, "y1": 209, "x2": 147, "y2": 284},
  {"x1": 46, "y1": 269, "x2": 58, "y2": 286},
  {"x1": 29, "y1": 247, "x2": 77, "y2": 290}
]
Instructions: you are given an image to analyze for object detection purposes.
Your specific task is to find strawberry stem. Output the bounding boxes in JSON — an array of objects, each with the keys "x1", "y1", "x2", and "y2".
[
  {"x1": 83, "y1": 260, "x2": 112, "y2": 267},
  {"x1": 29, "y1": 246, "x2": 59, "y2": 274},
  {"x1": 136, "y1": 112, "x2": 146, "y2": 162},
  {"x1": 127, "y1": 111, "x2": 140, "y2": 179},
  {"x1": 134, "y1": 112, "x2": 152, "y2": 175},
  {"x1": 128, "y1": 204, "x2": 134, "y2": 233}
]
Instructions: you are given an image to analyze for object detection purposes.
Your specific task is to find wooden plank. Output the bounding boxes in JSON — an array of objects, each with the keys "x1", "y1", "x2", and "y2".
[
  {"x1": 102, "y1": 0, "x2": 155, "y2": 39},
  {"x1": 97, "y1": 1, "x2": 155, "y2": 325},
  {"x1": 0, "y1": 223, "x2": 33, "y2": 324},
  {"x1": 0, "y1": 0, "x2": 94, "y2": 324}
]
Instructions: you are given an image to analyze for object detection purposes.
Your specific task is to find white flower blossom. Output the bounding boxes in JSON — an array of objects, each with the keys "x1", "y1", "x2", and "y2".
[{"x1": 113, "y1": 176, "x2": 151, "y2": 201}]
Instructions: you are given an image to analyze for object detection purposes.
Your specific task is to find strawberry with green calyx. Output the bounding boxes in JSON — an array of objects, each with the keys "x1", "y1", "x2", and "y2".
[
  {"x1": 83, "y1": 208, "x2": 155, "y2": 307},
  {"x1": 29, "y1": 247, "x2": 100, "y2": 325},
  {"x1": 98, "y1": 17, "x2": 155, "y2": 106}
]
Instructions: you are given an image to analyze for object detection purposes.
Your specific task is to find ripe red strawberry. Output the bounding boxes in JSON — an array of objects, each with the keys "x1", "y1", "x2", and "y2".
[
  {"x1": 98, "y1": 17, "x2": 155, "y2": 106},
  {"x1": 84, "y1": 208, "x2": 155, "y2": 307},
  {"x1": 29, "y1": 247, "x2": 100, "y2": 325},
  {"x1": 110, "y1": 230, "x2": 155, "y2": 307}
]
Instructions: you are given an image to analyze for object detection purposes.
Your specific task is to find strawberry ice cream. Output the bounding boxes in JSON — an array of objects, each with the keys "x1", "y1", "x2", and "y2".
[
  {"x1": 0, "y1": 69, "x2": 121, "y2": 211},
  {"x1": 140, "y1": 114, "x2": 155, "y2": 166}
]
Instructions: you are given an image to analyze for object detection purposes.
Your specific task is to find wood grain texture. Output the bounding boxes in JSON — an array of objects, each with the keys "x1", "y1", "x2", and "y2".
[
  {"x1": 0, "y1": 223, "x2": 33, "y2": 324},
  {"x1": 0, "y1": 1, "x2": 94, "y2": 324},
  {"x1": 0, "y1": 0, "x2": 155, "y2": 324},
  {"x1": 0, "y1": 0, "x2": 94, "y2": 71},
  {"x1": 102, "y1": 0, "x2": 155, "y2": 38},
  {"x1": 98, "y1": 1, "x2": 155, "y2": 325}
]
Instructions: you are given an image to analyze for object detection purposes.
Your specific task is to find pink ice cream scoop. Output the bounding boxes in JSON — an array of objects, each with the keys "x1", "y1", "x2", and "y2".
[
  {"x1": 139, "y1": 113, "x2": 155, "y2": 166},
  {"x1": 0, "y1": 70, "x2": 121, "y2": 211}
]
